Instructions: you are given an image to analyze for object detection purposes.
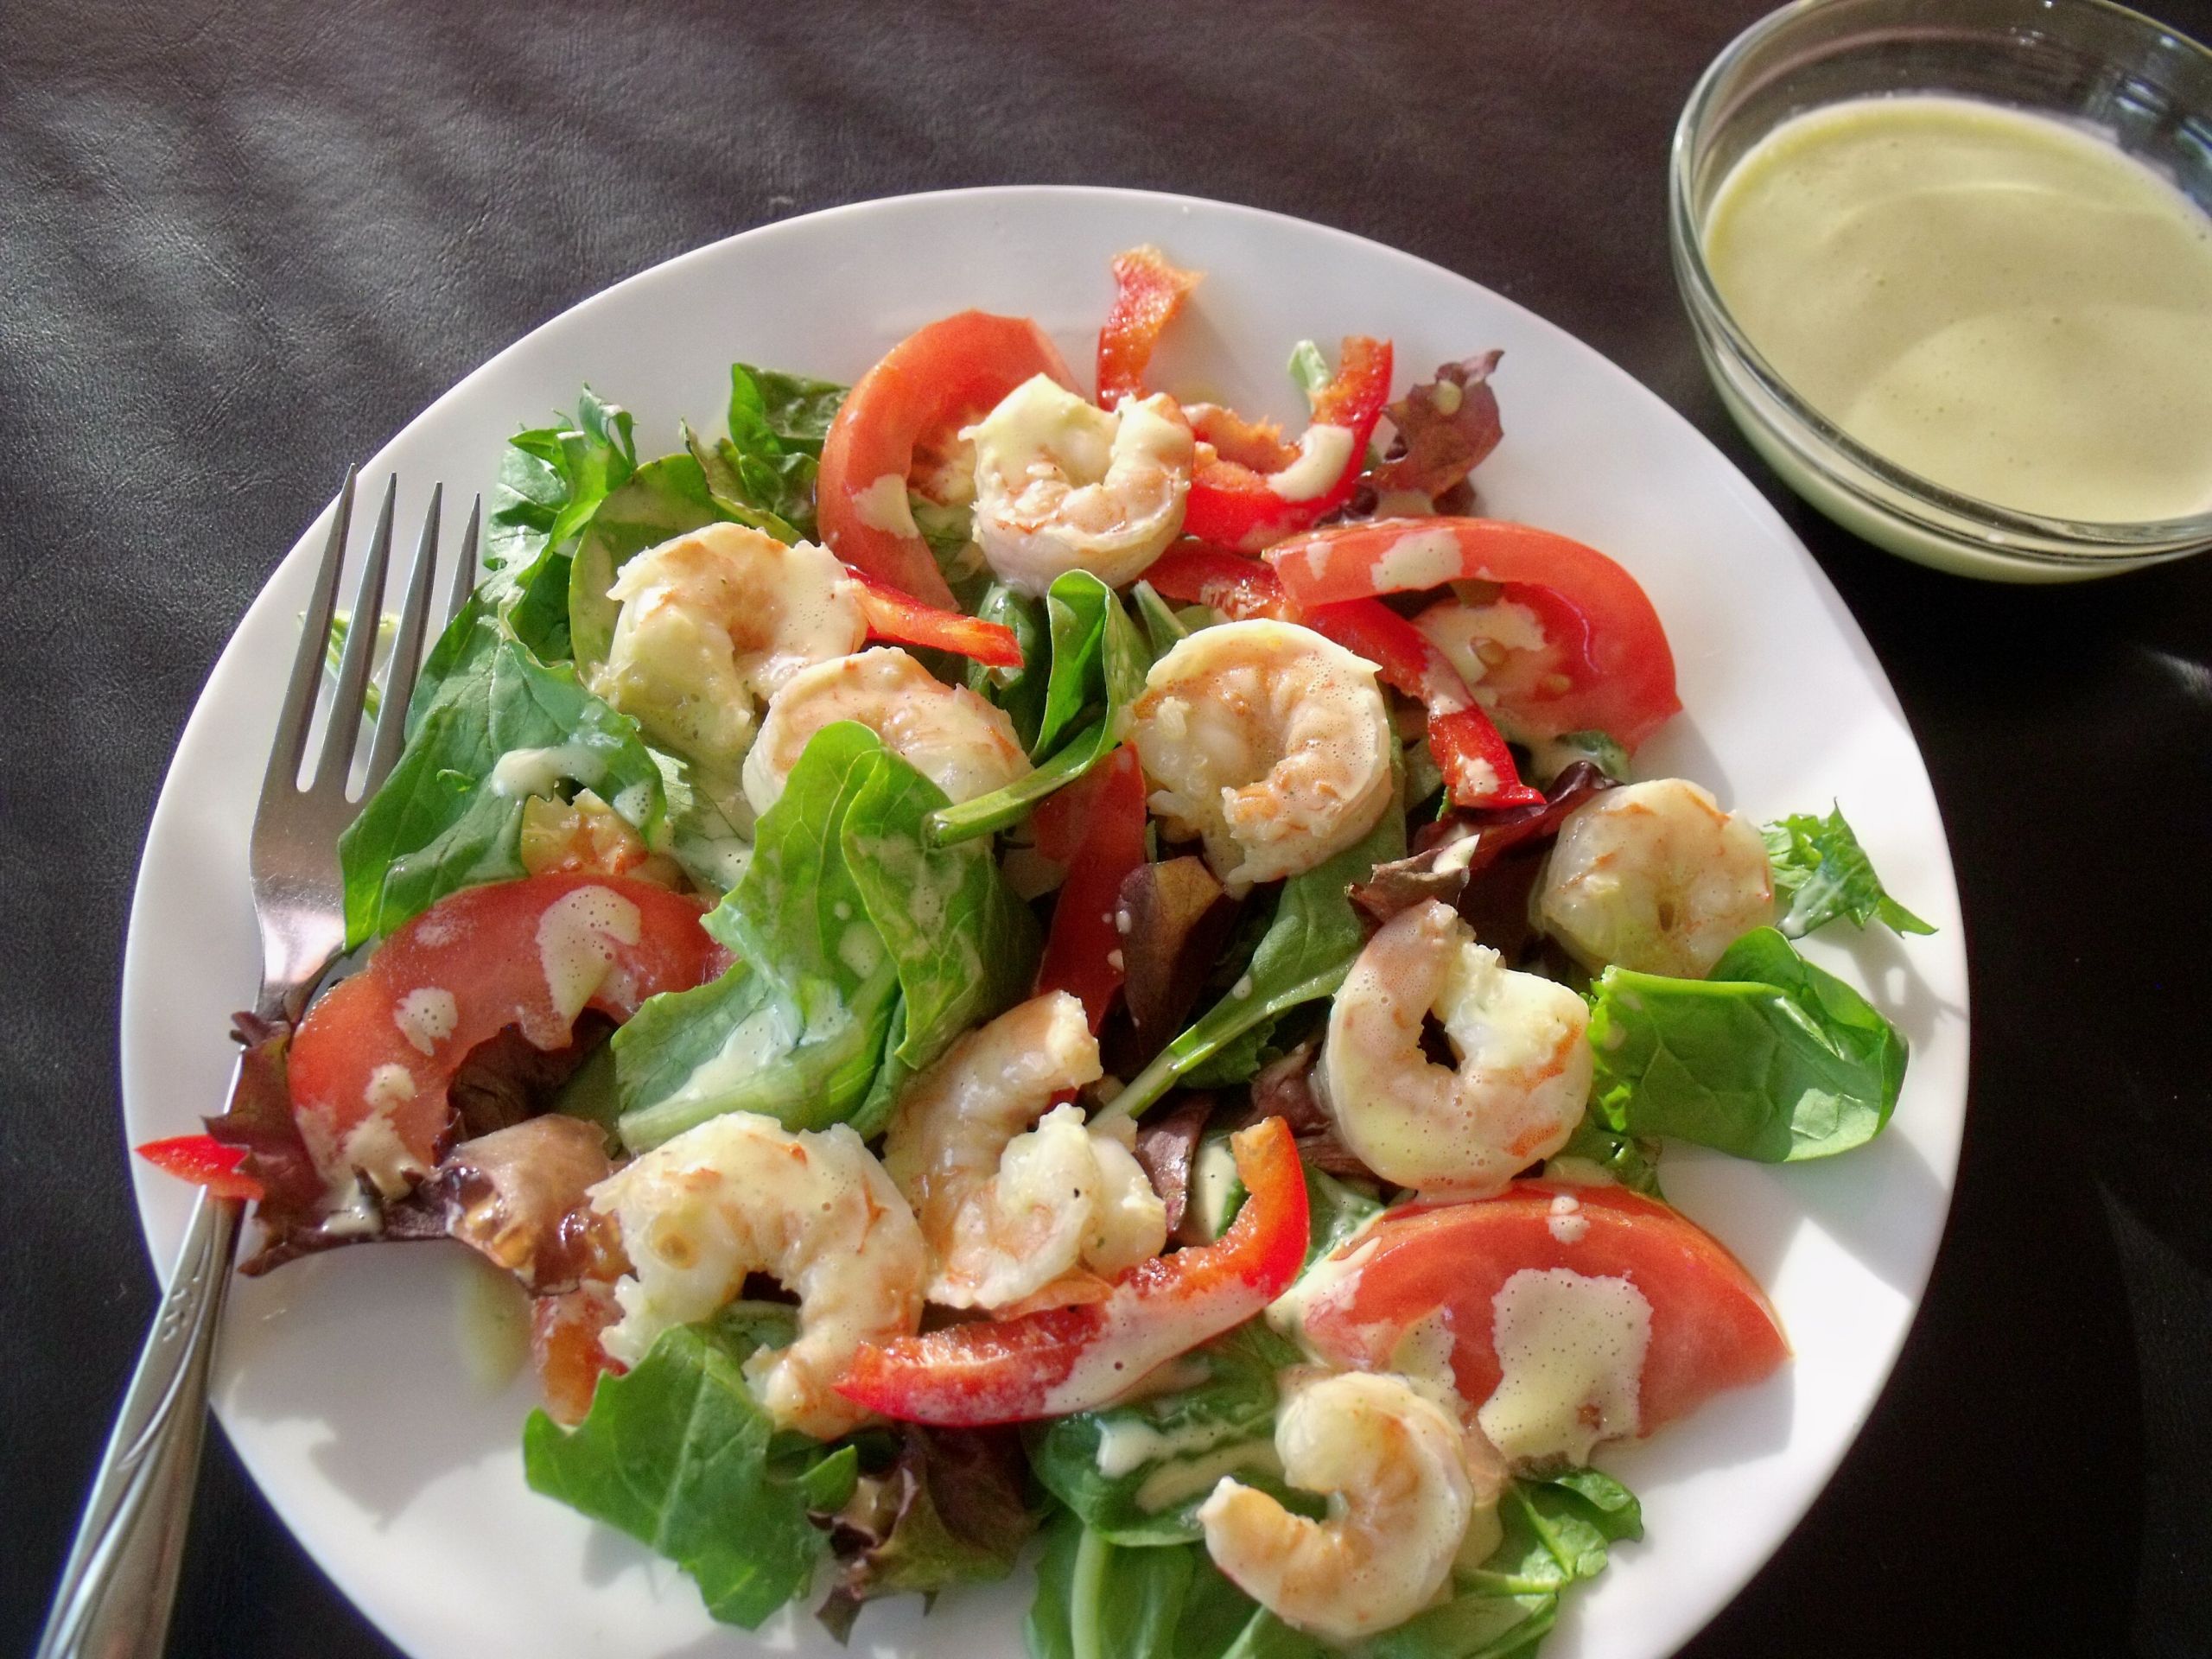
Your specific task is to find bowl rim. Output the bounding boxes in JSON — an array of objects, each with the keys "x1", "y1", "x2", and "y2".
[{"x1": 1668, "y1": 0, "x2": 2212, "y2": 565}]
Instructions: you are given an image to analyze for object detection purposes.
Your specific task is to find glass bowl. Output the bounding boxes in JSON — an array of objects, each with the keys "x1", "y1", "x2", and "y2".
[{"x1": 1671, "y1": 0, "x2": 2212, "y2": 582}]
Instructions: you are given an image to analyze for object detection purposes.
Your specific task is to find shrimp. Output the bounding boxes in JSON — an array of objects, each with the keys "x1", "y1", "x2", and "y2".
[
  {"x1": 741, "y1": 645, "x2": 1032, "y2": 816},
  {"x1": 587, "y1": 523, "x2": 868, "y2": 783},
  {"x1": 1321, "y1": 899, "x2": 1592, "y2": 1198},
  {"x1": 589, "y1": 1110, "x2": 925, "y2": 1440},
  {"x1": 1198, "y1": 1370, "x2": 1477, "y2": 1643},
  {"x1": 1535, "y1": 777, "x2": 1775, "y2": 978},
  {"x1": 1128, "y1": 619, "x2": 1394, "y2": 894},
  {"x1": 881, "y1": 991, "x2": 1166, "y2": 1312},
  {"x1": 963, "y1": 372, "x2": 1195, "y2": 595}
]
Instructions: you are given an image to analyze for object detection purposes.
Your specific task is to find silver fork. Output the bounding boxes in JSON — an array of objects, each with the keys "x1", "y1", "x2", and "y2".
[{"x1": 36, "y1": 473, "x2": 478, "y2": 1659}]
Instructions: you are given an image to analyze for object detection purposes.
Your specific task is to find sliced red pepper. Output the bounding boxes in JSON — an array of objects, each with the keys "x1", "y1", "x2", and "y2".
[
  {"x1": 1265, "y1": 518, "x2": 1681, "y2": 750},
  {"x1": 846, "y1": 564, "x2": 1025, "y2": 669},
  {"x1": 1182, "y1": 337, "x2": 1394, "y2": 552},
  {"x1": 1145, "y1": 543, "x2": 1541, "y2": 808},
  {"x1": 1033, "y1": 745, "x2": 1148, "y2": 1033},
  {"x1": 137, "y1": 1134, "x2": 264, "y2": 1202},
  {"x1": 1096, "y1": 245, "x2": 1201, "y2": 408},
  {"x1": 836, "y1": 1116, "x2": 1308, "y2": 1426},
  {"x1": 1302, "y1": 600, "x2": 1543, "y2": 810}
]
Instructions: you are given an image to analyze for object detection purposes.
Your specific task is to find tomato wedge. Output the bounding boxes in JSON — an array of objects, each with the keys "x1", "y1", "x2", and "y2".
[
  {"x1": 1266, "y1": 518, "x2": 1681, "y2": 749},
  {"x1": 836, "y1": 1116, "x2": 1308, "y2": 1425},
  {"x1": 1032, "y1": 745, "x2": 1148, "y2": 1033},
  {"x1": 817, "y1": 310, "x2": 1077, "y2": 607},
  {"x1": 1096, "y1": 245, "x2": 1201, "y2": 407},
  {"x1": 1300, "y1": 1180, "x2": 1787, "y2": 1447},
  {"x1": 286, "y1": 874, "x2": 725, "y2": 1188},
  {"x1": 135, "y1": 1134, "x2": 264, "y2": 1202},
  {"x1": 1183, "y1": 337, "x2": 1394, "y2": 552}
]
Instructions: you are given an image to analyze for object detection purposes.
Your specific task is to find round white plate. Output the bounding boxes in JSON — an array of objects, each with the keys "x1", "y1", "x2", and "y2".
[{"x1": 122, "y1": 187, "x2": 1969, "y2": 1659}]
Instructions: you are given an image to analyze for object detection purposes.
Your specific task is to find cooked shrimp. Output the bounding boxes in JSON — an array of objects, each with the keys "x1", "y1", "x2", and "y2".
[
  {"x1": 963, "y1": 373, "x2": 1194, "y2": 594},
  {"x1": 881, "y1": 991, "x2": 1166, "y2": 1312},
  {"x1": 1321, "y1": 899, "x2": 1592, "y2": 1197},
  {"x1": 589, "y1": 1110, "x2": 925, "y2": 1439},
  {"x1": 587, "y1": 523, "x2": 867, "y2": 781},
  {"x1": 1198, "y1": 1370, "x2": 1477, "y2": 1643},
  {"x1": 1128, "y1": 619, "x2": 1393, "y2": 894},
  {"x1": 740, "y1": 645, "x2": 1031, "y2": 816},
  {"x1": 1535, "y1": 777, "x2": 1775, "y2": 978}
]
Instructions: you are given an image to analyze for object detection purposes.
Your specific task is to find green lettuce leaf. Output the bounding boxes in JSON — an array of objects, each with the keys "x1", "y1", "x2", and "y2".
[
  {"x1": 1587, "y1": 925, "x2": 1907, "y2": 1161},
  {"x1": 1546, "y1": 1116, "x2": 1663, "y2": 1198},
  {"x1": 1106, "y1": 773, "x2": 1407, "y2": 1122},
  {"x1": 1026, "y1": 1510, "x2": 1256, "y2": 1659},
  {"x1": 339, "y1": 621, "x2": 667, "y2": 947},
  {"x1": 615, "y1": 724, "x2": 1038, "y2": 1148},
  {"x1": 1762, "y1": 804, "x2": 1936, "y2": 939},
  {"x1": 711, "y1": 362, "x2": 845, "y2": 538},
  {"x1": 521, "y1": 1309, "x2": 855, "y2": 1630},
  {"x1": 1028, "y1": 1324, "x2": 1311, "y2": 1547},
  {"x1": 929, "y1": 571, "x2": 1148, "y2": 846}
]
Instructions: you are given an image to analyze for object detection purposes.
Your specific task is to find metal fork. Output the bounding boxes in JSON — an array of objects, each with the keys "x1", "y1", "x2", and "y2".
[{"x1": 36, "y1": 474, "x2": 478, "y2": 1659}]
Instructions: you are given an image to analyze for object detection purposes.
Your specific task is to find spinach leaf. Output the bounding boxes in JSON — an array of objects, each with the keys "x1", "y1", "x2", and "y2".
[
  {"x1": 966, "y1": 583, "x2": 1052, "y2": 751},
  {"x1": 1029, "y1": 1325, "x2": 1309, "y2": 1547},
  {"x1": 521, "y1": 1311, "x2": 854, "y2": 1630},
  {"x1": 1523, "y1": 729, "x2": 1630, "y2": 789},
  {"x1": 1763, "y1": 804, "x2": 1936, "y2": 939},
  {"x1": 1026, "y1": 1512, "x2": 1255, "y2": 1659},
  {"x1": 339, "y1": 625, "x2": 667, "y2": 947},
  {"x1": 1130, "y1": 579, "x2": 1192, "y2": 660},
  {"x1": 929, "y1": 571, "x2": 1147, "y2": 846},
  {"x1": 1586, "y1": 925, "x2": 1907, "y2": 1161},
  {"x1": 565, "y1": 452, "x2": 729, "y2": 673},
  {"x1": 1465, "y1": 1471, "x2": 1643, "y2": 1598},
  {"x1": 711, "y1": 362, "x2": 845, "y2": 538},
  {"x1": 1547, "y1": 1116, "x2": 1663, "y2": 1198},
  {"x1": 486, "y1": 388, "x2": 639, "y2": 576},
  {"x1": 615, "y1": 724, "x2": 1038, "y2": 1148},
  {"x1": 1106, "y1": 777, "x2": 1406, "y2": 1122}
]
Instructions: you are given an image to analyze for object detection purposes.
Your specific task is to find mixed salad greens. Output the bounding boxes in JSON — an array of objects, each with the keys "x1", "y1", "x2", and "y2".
[{"x1": 139, "y1": 245, "x2": 1934, "y2": 1656}]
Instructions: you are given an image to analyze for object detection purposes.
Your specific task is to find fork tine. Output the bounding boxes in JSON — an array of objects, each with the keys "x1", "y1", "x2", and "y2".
[
  {"x1": 259, "y1": 469, "x2": 356, "y2": 812},
  {"x1": 310, "y1": 475, "x2": 397, "y2": 796},
  {"x1": 443, "y1": 495, "x2": 480, "y2": 627},
  {"x1": 364, "y1": 484, "x2": 442, "y2": 793}
]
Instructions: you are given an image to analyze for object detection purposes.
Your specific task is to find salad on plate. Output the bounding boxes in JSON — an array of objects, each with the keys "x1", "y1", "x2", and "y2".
[{"x1": 137, "y1": 244, "x2": 1932, "y2": 1656}]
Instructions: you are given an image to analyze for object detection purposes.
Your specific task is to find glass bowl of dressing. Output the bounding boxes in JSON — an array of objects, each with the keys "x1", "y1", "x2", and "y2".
[{"x1": 1671, "y1": 0, "x2": 2212, "y2": 580}]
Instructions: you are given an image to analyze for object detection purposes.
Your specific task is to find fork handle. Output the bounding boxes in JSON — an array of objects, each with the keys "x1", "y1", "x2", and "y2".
[{"x1": 36, "y1": 1186, "x2": 241, "y2": 1659}]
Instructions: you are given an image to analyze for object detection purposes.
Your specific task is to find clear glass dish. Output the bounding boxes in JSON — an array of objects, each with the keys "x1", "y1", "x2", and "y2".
[{"x1": 1671, "y1": 0, "x2": 2212, "y2": 582}]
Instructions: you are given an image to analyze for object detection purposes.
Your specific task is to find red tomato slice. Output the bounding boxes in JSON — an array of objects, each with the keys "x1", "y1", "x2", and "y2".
[
  {"x1": 1301, "y1": 1180, "x2": 1787, "y2": 1445},
  {"x1": 1265, "y1": 518, "x2": 1681, "y2": 749},
  {"x1": 817, "y1": 310, "x2": 1077, "y2": 607},
  {"x1": 286, "y1": 874, "x2": 725, "y2": 1184}
]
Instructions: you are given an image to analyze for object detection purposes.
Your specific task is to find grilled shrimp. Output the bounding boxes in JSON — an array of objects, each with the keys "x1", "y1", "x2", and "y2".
[
  {"x1": 741, "y1": 645, "x2": 1032, "y2": 816},
  {"x1": 588, "y1": 523, "x2": 867, "y2": 781},
  {"x1": 964, "y1": 373, "x2": 1194, "y2": 594},
  {"x1": 588, "y1": 1110, "x2": 925, "y2": 1439},
  {"x1": 1128, "y1": 619, "x2": 1394, "y2": 893},
  {"x1": 881, "y1": 991, "x2": 1166, "y2": 1312},
  {"x1": 1535, "y1": 777, "x2": 1775, "y2": 978},
  {"x1": 1198, "y1": 1371, "x2": 1478, "y2": 1643},
  {"x1": 1321, "y1": 899, "x2": 1592, "y2": 1197}
]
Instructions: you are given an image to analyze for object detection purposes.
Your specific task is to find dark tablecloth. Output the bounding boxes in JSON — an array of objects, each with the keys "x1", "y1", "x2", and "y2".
[{"x1": 5, "y1": 3, "x2": 2209, "y2": 1654}]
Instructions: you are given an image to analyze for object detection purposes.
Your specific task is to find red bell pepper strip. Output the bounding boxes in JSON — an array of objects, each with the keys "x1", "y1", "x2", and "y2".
[
  {"x1": 1302, "y1": 600, "x2": 1544, "y2": 810},
  {"x1": 1032, "y1": 745, "x2": 1148, "y2": 1033},
  {"x1": 836, "y1": 1116, "x2": 1308, "y2": 1426},
  {"x1": 846, "y1": 564, "x2": 1026, "y2": 669},
  {"x1": 1096, "y1": 245, "x2": 1201, "y2": 408},
  {"x1": 137, "y1": 1134, "x2": 264, "y2": 1202},
  {"x1": 1264, "y1": 518, "x2": 1681, "y2": 750},
  {"x1": 1182, "y1": 337, "x2": 1394, "y2": 553},
  {"x1": 1144, "y1": 543, "x2": 1541, "y2": 808}
]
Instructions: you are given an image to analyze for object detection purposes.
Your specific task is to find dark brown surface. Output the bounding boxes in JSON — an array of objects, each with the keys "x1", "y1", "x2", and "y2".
[{"x1": 4, "y1": 2, "x2": 2209, "y2": 1655}]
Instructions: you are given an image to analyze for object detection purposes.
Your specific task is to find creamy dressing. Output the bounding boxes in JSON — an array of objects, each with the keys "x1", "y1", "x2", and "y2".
[
  {"x1": 489, "y1": 743, "x2": 607, "y2": 799},
  {"x1": 1368, "y1": 525, "x2": 1465, "y2": 591},
  {"x1": 1134, "y1": 1440, "x2": 1281, "y2": 1514},
  {"x1": 1704, "y1": 95, "x2": 2212, "y2": 522},
  {"x1": 534, "y1": 885, "x2": 642, "y2": 1024},
  {"x1": 852, "y1": 472, "x2": 922, "y2": 537},
  {"x1": 391, "y1": 986, "x2": 458, "y2": 1056},
  {"x1": 1268, "y1": 423, "x2": 1357, "y2": 503},
  {"x1": 1476, "y1": 1267, "x2": 1650, "y2": 1465},
  {"x1": 1093, "y1": 1409, "x2": 1249, "y2": 1478}
]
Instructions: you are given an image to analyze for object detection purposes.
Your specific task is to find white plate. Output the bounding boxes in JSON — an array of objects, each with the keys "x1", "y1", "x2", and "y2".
[{"x1": 121, "y1": 187, "x2": 1969, "y2": 1659}]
